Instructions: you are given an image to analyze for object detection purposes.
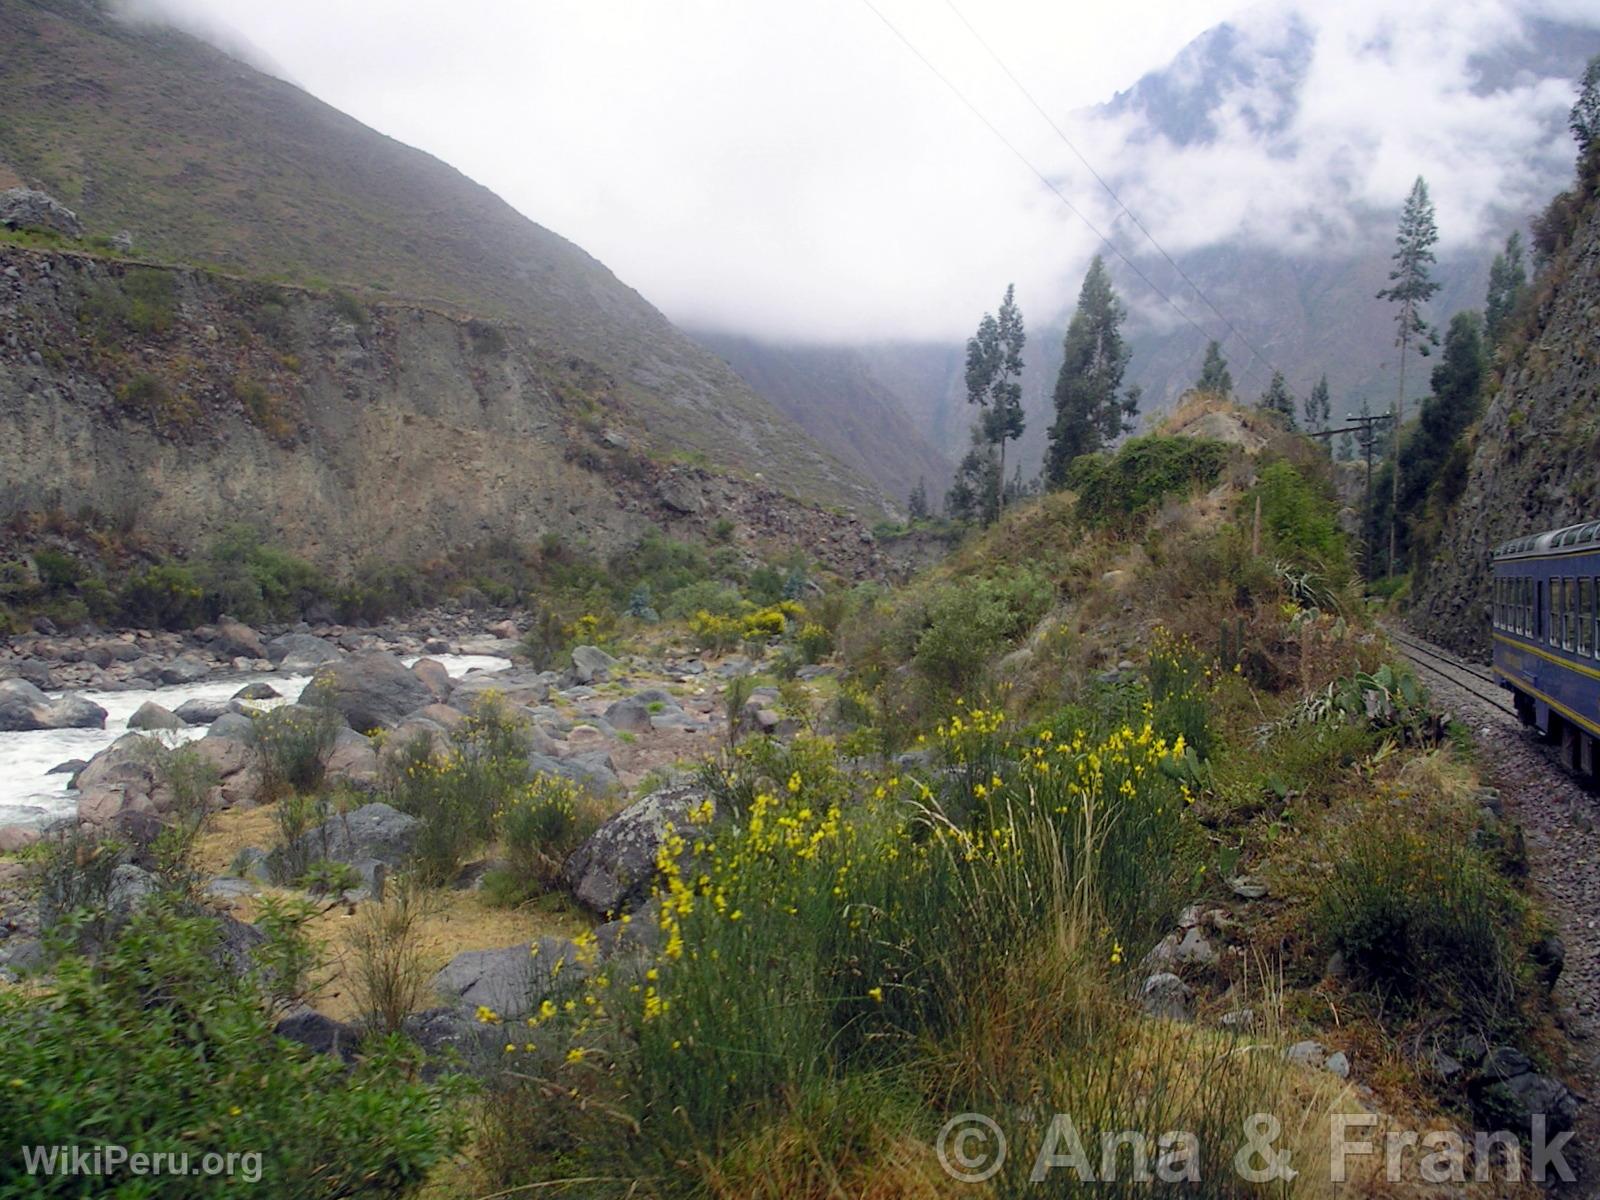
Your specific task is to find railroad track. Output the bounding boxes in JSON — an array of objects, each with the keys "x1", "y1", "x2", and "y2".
[{"x1": 1384, "y1": 627, "x2": 1521, "y2": 718}]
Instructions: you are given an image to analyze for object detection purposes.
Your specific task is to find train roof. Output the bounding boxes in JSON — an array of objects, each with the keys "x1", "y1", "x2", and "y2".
[{"x1": 1493, "y1": 519, "x2": 1600, "y2": 560}]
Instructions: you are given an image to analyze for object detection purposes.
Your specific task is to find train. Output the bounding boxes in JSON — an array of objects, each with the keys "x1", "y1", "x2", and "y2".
[{"x1": 1491, "y1": 519, "x2": 1600, "y2": 781}]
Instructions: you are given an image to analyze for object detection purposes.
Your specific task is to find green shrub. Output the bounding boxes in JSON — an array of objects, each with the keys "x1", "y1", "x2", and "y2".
[
  {"x1": 301, "y1": 858, "x2": 362, "y2": 895},
  {"x1": 252, "y1": 705, "x2": 340, "y2": 804},
  {"x1": 0, "y1": 903, "x2": 470, "y2": 1196},
  {"x1": 1067, "y1": 435, "x2": 1229, "y2": 525},
  {"x1": 484, "y1": 776, "x2": 599, "y2": 906},
  {"x1": 1317, "y1": 814, "x2": 1522, "y2": 1023},
  {"x1": 116, "y1": 372, "x2": 198, "y2": 428},
  {"x1": 1249, "y1": 459, "x2": 1350, "y2": 581},
  {"x1": 118, "y1": 563, "x2": 205, "y2": 630},
  {"x1": 912, "y1": 567, "x2": 1053, "y2": 695},
  {"x1": 662, "y1": 579, "x2": 743, "y2": 620},
  {"x1": 466, "y1": 318, "x2": 507, "y2": 354},
  {"x1": 388, "y1": 696, "x2": 529, "y2": 884}
]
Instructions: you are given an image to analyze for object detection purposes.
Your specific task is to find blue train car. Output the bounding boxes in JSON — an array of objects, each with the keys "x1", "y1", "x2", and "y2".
[{"x1": 1491, "y1": 519, "x2": 1600, "y2": 780}]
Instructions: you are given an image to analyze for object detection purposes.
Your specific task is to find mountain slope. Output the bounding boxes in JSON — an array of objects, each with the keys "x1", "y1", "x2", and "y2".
[
  {"x1": 1412, "y1": 169, "x2": 1600, "y2": 657},
  {"x1": 708, "y1": 13, "x2": 1600, "y2": 488},
  {"x1": 0, "y1": 0, "x2": 881, "y2": 514},
  {"x1": 694, "y1": 332, "x2": 954, "y2": 508}
]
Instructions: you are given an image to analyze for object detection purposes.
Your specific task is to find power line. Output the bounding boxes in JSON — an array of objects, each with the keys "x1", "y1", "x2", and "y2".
[
  {"x1": 853, "y1": 0, "x2": 1229, "y2": 358},
  {"x1": 939, "y1": 0, "x2": 1284, "y2": 388}
]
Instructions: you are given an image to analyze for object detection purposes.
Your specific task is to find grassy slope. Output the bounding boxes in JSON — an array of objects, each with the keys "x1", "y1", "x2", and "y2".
[{"x1": 0, "y1": 0, "x2": 881, "y2": 513}]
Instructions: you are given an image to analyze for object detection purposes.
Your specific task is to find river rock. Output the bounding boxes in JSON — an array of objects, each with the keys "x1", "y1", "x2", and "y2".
[
  {"x1": 562, "y1": 784, "x2": 708, "y2": 915},
  {"x1": 410, "y1": 658, "x2": 453, "y2": 702},
  {"x1": 447, "y1": 669, "x2": 549, "y2": 713},
  {"x1": 128, "y1": 700, "x2": 184, "y2": 731},
  {"x1": 570, "y1": 644, "x2": 618, "y2": 684},
  {"x1": 159, "y1": 656, "x2": 212, "y2": 686},
  {"x1": 266, "y1": 633, "x2": 342, "y2": 672},
  {"x1": 174, "y1": 697, "x2": 230, "y2": 725},
  {"x1": 232, "y1": 681, "x2": 280, "y2": 702},
  {"x1": 299, "y1": 651, "x2": 432, "y2": 731},
  {"x1": 0, "y1": 825, "x2": 40, "y2": 853},
  {"x1": 0, "y1": 679, "x2": 108, "y2": 732},
  {"x1": 529, "y1": 750, "x2": 617, "y2": 796},
  {"x1": 212, "y1": 618, "x2": 266, "y2": 660},
  {"x1": 208, "y1": 711, "x2": 257, "y2": 740}
]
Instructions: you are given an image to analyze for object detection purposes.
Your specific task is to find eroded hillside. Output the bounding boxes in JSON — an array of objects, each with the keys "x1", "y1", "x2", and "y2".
[{"x1": 0, "y1": 245, "x2": 885, "y2": 574}]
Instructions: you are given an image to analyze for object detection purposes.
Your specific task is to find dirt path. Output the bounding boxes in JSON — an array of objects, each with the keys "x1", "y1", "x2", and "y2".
[{"x1": 1397, "y1": 629, "x2": 1600, "y2": 1195}]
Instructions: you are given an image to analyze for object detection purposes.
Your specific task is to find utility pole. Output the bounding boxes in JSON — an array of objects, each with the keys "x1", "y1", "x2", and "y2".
[{"x1": 1308, "y1": 410, "x2": 1393, "y2": 576}]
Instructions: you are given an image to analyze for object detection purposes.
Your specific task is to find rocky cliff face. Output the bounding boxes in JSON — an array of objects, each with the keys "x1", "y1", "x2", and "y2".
[
  {"x1": 0, "y1": 246, "x2": 886, "y2": 578},
  {"x1": 1412, "y1": 192, "x2": 1600, "y2": 658}
]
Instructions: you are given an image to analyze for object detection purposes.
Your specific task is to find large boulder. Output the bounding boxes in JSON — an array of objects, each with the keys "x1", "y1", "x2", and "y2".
[
  {"x1": 174, "y1": 697, "x2": 231, "y2": 725},
  {"x1": 127, "y1": 700, "x2": 184, "y2": 731},
  {"x1": 604, "y1": 688, "x2": 682, "y2": 734},
  {"x1": 570, "y1": 645, "x2": 618, "y2": 684},
  {"x1": 0, "y1": 187, "x2": 82, "y2": 236},
  {"x1": 410, "y1": 658, "x2": 453, "y2": 702},
  {"x1": 159, "y1": 656, "x2": 212, "y2": 686},
  {"x1": 562, "y1": 785, "x2": 709, "y2": 916},
  {"x1": 447, "y1": 668, "x2": 549, "y2": 713},
  {"x1": 431, "y1": 936, "x2": 585, "y2": 1020},
  {"x1": 529, "y1": 751, "x2": 617, "y2": 796},
  {"x1": 323, "y1": 728, "x2": 380, "y2": 791},
  {"x1": 299, "y1": 652, "x2": 432, "y2": 731},
  {"x1": 212, "y1": 618, "x2": 266, "y2": 660},
  {"x1": 265, "y1": 633, "x2": 343, "y2": 672},
  {"x1": 0, "y1": 679, "x2": 107, "y2": 732},
  {"x1": 267, "y1": 802, "x2": 418, "y2": 882},
  {"x1": 73, "y1": 735, "x2": 168, "y2": 825}
]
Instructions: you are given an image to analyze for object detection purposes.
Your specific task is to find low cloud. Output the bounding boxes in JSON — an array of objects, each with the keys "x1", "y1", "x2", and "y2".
[{"x1": 102, "y1": 0, "x2": 1600, "y2": 343}]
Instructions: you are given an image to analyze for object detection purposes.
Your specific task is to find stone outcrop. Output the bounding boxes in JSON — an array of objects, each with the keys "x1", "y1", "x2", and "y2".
[{"x1": 0, "y1": 187, "x2": 81, "y2": 236}]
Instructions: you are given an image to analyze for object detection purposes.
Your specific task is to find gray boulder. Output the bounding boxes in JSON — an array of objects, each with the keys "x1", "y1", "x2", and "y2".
[
  {"x1": 128, "y1": 700, "x2": 183, "y2": 731},
  {"x1": 323, "y1": 727, "x2": 380, "y2": 791},
  {"x1": 267, "y1": 802, "x2": 418, "y2": 882},
  {"x1": 213, "y1": 618, "x2": 266, "y2": 660},
  {"x1": 431, "y1": 936, "x2": 585, "y2": 1020},
  {"x1": 447, "y1": 669, "x2": 548, "y2": 712},
  {"x1": 604, "y1": 688, "x2": 682, "y2": 734},
  {"x1": 410, "y1": 658, "x2": 453, "y2": 702},
  {"x1": 1138, "y1": 973, "x2": 1192, "y2": 1021},
  {"x1": 0, "y1": 679, "x2": 107, "y2": 732},
  {"x1": 275, "y1": 1007, "x2": 360, "y2": 1062},
  {"x1": 266, "y1": 633, "x2": 342, "y2": 672},
  {"x1": 175, "y1": 697, "x2": 231, "y2": 725},
  {"x1": 0, "y1": 187, "x2": 82, "y2": 236},
  {"x1": 1474, "y1": 1071, "x2": 1580, "y2": 1137},
  {"x1": 300, "y1": 652, "x2": 432, "y2": 731},
  {"x1": 563, "y1": 785, "x2": 709, "y2": 916},
  {"x1": 159, "y1": 656, "x2": 212, "y2": 686},
  {"x1": 232, "y1": 681, "x2": 280, "y2": 702},
  {"x1": 528, "y1": 750, "x2": 617, "y2": 796},
  {"x1": 207, "y1": 711, "x2": 257, "y2": 740},
  {"x1": 570, "y1": 644, "x2": 618, "y2": 684}
]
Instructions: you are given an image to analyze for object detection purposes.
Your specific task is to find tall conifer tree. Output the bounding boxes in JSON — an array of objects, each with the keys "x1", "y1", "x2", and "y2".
[{"x1": 1045, "y1": 257, "x2": 1137, "y2": 485}]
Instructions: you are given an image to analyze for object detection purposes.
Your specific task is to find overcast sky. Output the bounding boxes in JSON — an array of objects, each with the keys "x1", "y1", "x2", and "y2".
[{"x1": 123, "y1": 0, "x2": 1599, "y2": 342}]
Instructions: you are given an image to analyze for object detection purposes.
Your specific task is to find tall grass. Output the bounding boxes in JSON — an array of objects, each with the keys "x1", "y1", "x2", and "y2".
[{"x1": 476, "y1": 707, "x2": 1268, "y2": 1196}]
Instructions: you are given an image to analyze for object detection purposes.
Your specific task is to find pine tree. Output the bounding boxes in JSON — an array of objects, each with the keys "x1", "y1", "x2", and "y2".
[
  {"x1": 1484, "y1": 231, "x2": 1528, "y2": 348},
  {"x1": 1376, "y1": 176, "x2": 1441, "y2": 574},
  {"x1": 1257, "y1": 372, "x2": 1297, "y2": 428},
  {"x1": 1304, "y1": 375, "x2": 1331, "y2": 433},
  {"x1": 907, "y1": 476, "x2": 929, "y2": 521},
  {"x1": 1195, "y1": 341, "x2": 1233, "y2": 395},
  {"x1": 963, "y1": 285, "x2": 1025, "y2": 517},
  {"x1": 944, "y1": 435, "x2": 999, "y2": 525},
  {"x1": 1572, "y1": 54, "x2": 1600, "y2": 155},
  {"x1": 1338, "y1": 429, "x2": 1355, "y2": 461},
  {"x1": 1044, "y1": 257, "x2": 1137, "y2": 485}
]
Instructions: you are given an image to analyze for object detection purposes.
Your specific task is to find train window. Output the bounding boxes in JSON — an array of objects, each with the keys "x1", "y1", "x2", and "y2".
[
  {"x1": 1547, "y1": 579, "x2": 1557, "y2": 646},
  {"x1": 1581, "y1": 578, "x2": 1594, "y2": 656},
  {"x1": 1565, "y1": 577, "x2": 1577, "y2": 651},
  {"x1": 1494, "y1": 580, "x2": 1503, "y2": 629}
]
